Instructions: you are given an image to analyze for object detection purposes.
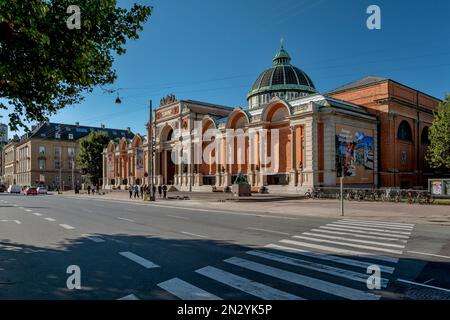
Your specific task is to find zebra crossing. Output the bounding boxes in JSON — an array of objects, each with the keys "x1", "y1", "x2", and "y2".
[{"x1": 121, "y1": 218, "x2": 414, "y2": 300}]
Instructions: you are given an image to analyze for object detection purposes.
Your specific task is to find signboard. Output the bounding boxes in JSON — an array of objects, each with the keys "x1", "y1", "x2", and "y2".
[
  {"x1": 430, "y1": 180, "x2": 442, "y2": 195},
  {"x1": 336, "y1": 125, "x2": 374, "y2": 184}
]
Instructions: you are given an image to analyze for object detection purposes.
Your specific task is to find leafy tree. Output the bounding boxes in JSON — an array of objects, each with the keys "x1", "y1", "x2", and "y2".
[
  {"x1": 0, "y1": 0, "x2": 152, "y2": 131},
  {"x1": 426, "y1": 95, "x2": 450, "y2": 169},
  {"x1": 76, "y1": 131, "x2": 110, "y2": 185}
]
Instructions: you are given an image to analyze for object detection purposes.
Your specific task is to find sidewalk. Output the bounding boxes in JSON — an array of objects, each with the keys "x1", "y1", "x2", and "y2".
[{"x1": 59, "y1": 190, "x2": 450, "y2": 226}]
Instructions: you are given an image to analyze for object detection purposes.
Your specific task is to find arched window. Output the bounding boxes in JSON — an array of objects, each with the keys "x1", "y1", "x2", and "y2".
[
  {"x1": 167, "y1": 129, "x2": 173, "y2": 141},
  {"x1": 421, "y1": 127, "x2": 430, "y2": 145},
  {"x1": 397, "y1": 121, "x2": 412, "y2": 141}
]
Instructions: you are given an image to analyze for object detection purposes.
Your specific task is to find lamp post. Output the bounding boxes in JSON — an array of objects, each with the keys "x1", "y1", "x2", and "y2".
[{"x1": 148, "y1": 99, "x2": 155, "y2": 200}]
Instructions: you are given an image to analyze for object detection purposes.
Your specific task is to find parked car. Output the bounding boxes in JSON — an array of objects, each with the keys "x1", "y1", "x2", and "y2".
[
  {"x1": 7, "y1": 185, "x2": 22, "y2": 194},
  {"x1": 24, "y1": 187, "x2": 38, "y2": 195},
  {"x1": 37, "y1": 187, "x2": 48, "y2": 195}
]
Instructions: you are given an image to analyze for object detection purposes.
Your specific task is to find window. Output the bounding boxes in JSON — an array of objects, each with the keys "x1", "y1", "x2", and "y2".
[
  {"x1": 39, "y1": 159, "x2": 46, "y2": 170},
  {"x1": 68, "y1": 133, "x2": 74, "y2": 140},
  {"x1": 55, "y1": 132, "x2": 61, "y2": 139},
  {"x1": 397, "y1": 121, "x2": 412, "y2": 141},
  {"x1": 39, "y1": 146, "x2": 45, "y2": 154},
  {"x1": 68, "y1": 147, "x2": 75, "y2": 157},
  {"x1": 421, "y1": 127, "x2": 430, "y2": 145},
  {"x1": 54, "y1": 146, "x2": 61, "y2": 157},
  {"x1": 69, "y1": 160, "x2": 75, "y2": 169},
  {"x1": 54, "y1": 160, "x2": 61, "y2": 169}
]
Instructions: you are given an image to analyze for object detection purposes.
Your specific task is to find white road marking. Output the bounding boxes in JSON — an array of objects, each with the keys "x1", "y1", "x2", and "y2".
[
  {"x1": 81, "y1": 234, "x2": 106, "y2": 243},
  {"x1": 118, "y1": 294, "x2": 140, "y2": 300},
  {"x1": 397, "y1": 279, "x2": 450, "y2": 293},
  {"x1": 167, "y1": 215, "x2": 189, "y2": 220},
  {"x1": 333, "y1": 221, "x2": 413, "y2": 231},
  {"x1": 246, "y1": 250, "x2": 389, "y2": 287},
  {"x1": 247, "y1": 227, "x2": 290, "y2": 236},
  {"x1": 158, "y1": 277, "x2": 222, "y2": 300},
  {"x1": 59, "y1": 224, "x2": 75, "y2": 230},
  {"x1": 119, "y1": 251, "x2": 160, "y2": 269},
  {"x1": 302, "y1": 232, "x2": 406, "y2": 248},
  {"x1": 280, "y1": 239, "x2": 399, "y2": 264},
  {"x1": 311, "y1": 228, "x2": 407, "y2": 242},
  {"x1": 341, "y1": 219, "x2": 414, "y2": 227},
  {"x1": 44, "y1": 217, "x2": 56, "y2": 222},
  {"x1": 320, "y1": 225, "x2": 410, "y2": 239},
  {"x1": 326, "y1": 223, "x2": 411, "y2": 235},
  {"x1": 180, "y1": 231, "x2": 207, "y2": 238},
  {"x1": 32, "y1": 212, "x2": 42, "y2": 216},
  {"x1": 0, "y1": 220, "x2": 21, "y2": 225},
  {"x1": 25, "y1": 209, "x2": 32, "y2": 212},
  {"x1": 117, "y1": 217, "x2": 135, "y2": 222},
  {"x1": 264, "y1": 244, "x2": 395, "y2": 273},
  {"x1": 407, "y1": 251, "x2": 450, "y2": 259},
  {"x1": 225, "y1": 257, "x2": 380, "y2": 300},
  {"x1": 196, "y1": 266, "x2": 302, "y2": 300},
  {"x1": 293, "y1": 235, "x2": 403, "y2": 254}
]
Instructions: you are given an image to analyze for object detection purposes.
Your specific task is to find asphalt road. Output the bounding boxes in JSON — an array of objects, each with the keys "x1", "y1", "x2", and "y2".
[{"x1": 0, "y1": 193, "x2": 449, "y2": 300}]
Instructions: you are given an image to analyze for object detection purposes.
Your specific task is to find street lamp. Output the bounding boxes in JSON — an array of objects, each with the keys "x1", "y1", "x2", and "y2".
[{"x1": 148, "y1": 99, "x2": 155, "y2": 201}]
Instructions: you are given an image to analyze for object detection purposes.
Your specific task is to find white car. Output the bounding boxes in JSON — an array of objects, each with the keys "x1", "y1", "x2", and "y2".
[
  {"x1": 7, "y1": 185, "x2": 22, "y2": 194},
  {"x1": 37, "y1": 187, "x2": 48, "y2": 195}
]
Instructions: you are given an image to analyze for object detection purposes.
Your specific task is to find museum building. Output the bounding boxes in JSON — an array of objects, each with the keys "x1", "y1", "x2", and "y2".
[{"x1": 102, "y1": 45, "x2": 441, "y2": 193}]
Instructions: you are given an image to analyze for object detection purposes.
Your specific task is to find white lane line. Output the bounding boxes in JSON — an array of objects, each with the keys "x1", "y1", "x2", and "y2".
[
  {"x1": 180, "y1": 231, "x2": 207, "y2": 238},
  {"x1": 32, "y1": 212, "x2": 43, "y2": 216},
  {"x1": 225, "y1": 257, "x2": 380, "y2": 300},
  {"x1": 333, "y1": 221, "x2": 413, "y2": 231},
  {"x1": 196, "y1": 266, "x2": 302, "y2": 300},
  {"x1": 119, "y1": 251, "x2": 160, "y2": 269},
  {"x1": 0, "y1": 220, "x2": 21, "y2": 225},
  {"x1": 280, "y1": 239, "x2": 399, "y2": 264},
  {"x1": 118, "y1": 294, "x2": 140, "y2": 300},
  {"x1": 397, "y1": 279, "x2": 450, "y2": 293},
  {"x1": 247, "y1": 227, "x2": 290, "y2": 236},
  {"x1": 293, "y1": 235, "x2": 403, "y2": 255},
  {"x1": 81, "y1": 234, "x2": 106, "y2": 243},
  {"x1": 167, "y1": 215, "x2": 189, "y2": 220},
  {"x1": 326, "y1": 223, "x2": 411, "y2": 235},
  {"x1": 25, "y1": 209, "x2": 32, "y2": 212},
  {"x1": 302, "y1": 232, "x2": 406, "y2": 248},
  {"x1": 117, "y1": 217, "x2": 135, "y2": 222},
  {"x1": 247, "y1": 250, "x2": 389, "y2": 288},
  {"x1": 341, "y1": 219, "x2": 415, "y2": 227},
  {"x1": 44, "y1": 217, "x2": 56, "y2": 222},
  {"x1": 158, "y1": 277, "x2": 222, "y2": 300},
  {"x1": 320, "y1": 226, "x2": 410, "y2": 239},
  {"x1": 311, "y1": 229, "x2": 407, "y2": 243},
  {"x1": 265, "y1": 244, "x2": 395, "y2": 274},
  {"x1": 59, "y1": 224, "x2": 75, "y2": 230},
  {"x1": 407, "y1": 251, "x2": 450, "y2": 259}
]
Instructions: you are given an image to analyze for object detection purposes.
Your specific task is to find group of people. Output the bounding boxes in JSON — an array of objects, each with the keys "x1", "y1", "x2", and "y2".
[
  {"x1": 86, "y1": 185, "x2": 99, "y2": 195},
  {"x1": 128, "y1": 184, "x2": 168, "y2": 199}
]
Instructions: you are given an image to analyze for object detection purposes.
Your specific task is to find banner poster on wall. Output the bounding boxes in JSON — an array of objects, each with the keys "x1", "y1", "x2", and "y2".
[
  {"x1": 335, "y1": 125, "x2": 374, "y2": 184},
  {"x1": 107, "y1": 153, "x2": 115, "y2": 179},
  {"x1": 136, "y1": 148, "x2": 144, "y2": 176}
]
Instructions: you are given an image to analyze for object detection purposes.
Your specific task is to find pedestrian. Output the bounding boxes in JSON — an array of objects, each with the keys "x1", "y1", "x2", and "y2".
[
  {"x1": 92, "y1": 185, "x2": 96, "y2": 195},
  {"x1": 140, "y1": 185, "x2": 144, "y2": 199},
  {"x1": 128, "y1": 185, "x2": 133, "y2": 199},
  {"x1": 134, "y1": 184, "x2": 139, "y2": 199},
  {"x1": 158, "y1": 185, "x2": 162, "y2": 198},
  {"x1": 152, "y1": 185, "x2": 157, "y2": 199},
  {"x1": 87, "y1": 185, "x2": 91, "y2": 195},
  {"x1": 162, "y1": 184, "x2": 167, "y2": 199}
]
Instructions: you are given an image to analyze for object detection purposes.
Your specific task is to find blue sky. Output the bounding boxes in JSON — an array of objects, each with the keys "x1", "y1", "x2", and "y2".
[{"x1": 2, "y1": 0, "x2": 450, "y2": 136}]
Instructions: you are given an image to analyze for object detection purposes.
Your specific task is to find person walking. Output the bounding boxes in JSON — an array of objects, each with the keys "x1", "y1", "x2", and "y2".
[
  {"x1": 152, "y1": 185, "x2": 157, "y2": 200},
  {"x1": 133, "y1": 184, "x2": 138, "y2": 199},
  {"x1": 128, "y1": 185, "x2": 133, "y2": 199},
  {"x1": 162, "y1": 184, "x2": 167, "y2": 199},
  {"x1": 140, "y1": 185, "x2": 144, "y2": 199},
  {"x1": 87, "y1": 185, "x2": 91, "y2": 195},
  {"x1": 158, "y1": 185, "x2": 162, "y2": 198}
]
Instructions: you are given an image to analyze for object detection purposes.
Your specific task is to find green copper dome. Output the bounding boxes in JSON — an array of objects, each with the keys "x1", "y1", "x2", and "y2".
[{"x1": 247, "y1": 45, "x2": 317, "y2": 105}]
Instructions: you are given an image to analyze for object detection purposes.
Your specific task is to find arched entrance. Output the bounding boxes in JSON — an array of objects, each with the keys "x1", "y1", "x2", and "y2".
[{"x1": 160, "y1": 125, "x2": 176, "y2": 185}]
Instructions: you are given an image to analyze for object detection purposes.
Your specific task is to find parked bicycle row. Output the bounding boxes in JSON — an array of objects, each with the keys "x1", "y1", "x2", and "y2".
[{"x1": 305, "y1": 187, "x2": 435, "y2": 204}]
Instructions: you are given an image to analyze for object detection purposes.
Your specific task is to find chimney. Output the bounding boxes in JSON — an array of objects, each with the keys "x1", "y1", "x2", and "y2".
[
  {"x1": 75, "y1": 122, "x2": 80, "y2": 126},
  {"x1": 127, "y1": 127, "x2": 131, "y2": 133},
  {"x1": 101, "y1": 124, "x2": 105, "y2": 129}
]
